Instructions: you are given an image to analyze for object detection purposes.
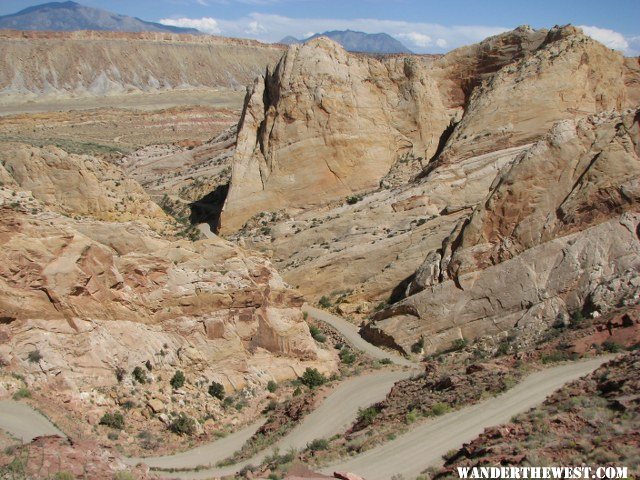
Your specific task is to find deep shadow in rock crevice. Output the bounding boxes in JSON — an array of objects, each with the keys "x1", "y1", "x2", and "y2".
[{"x1": 189, "y1": 183, "x2": 229, "y2": 234}]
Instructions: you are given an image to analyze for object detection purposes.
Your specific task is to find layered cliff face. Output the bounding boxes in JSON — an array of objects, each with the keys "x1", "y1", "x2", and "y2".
[
  {"x1": 0, "y1": 30, "x2": 284, "y2": 99},
  {"x1": 221, "y1": 26, "x2": 639, "y2": 235},
  {"x1": 222, "y1": 26, "x2": 639, "y2": 323},
  {"x1": 220, "y1": 37, "x2": 451, "y2": 233},
  {"x1": 364, "y1": 110, "x2": 640, "y2": 353},
  {"x1": 0, "y1": 144, "x2": 336, "y2": 395},
  {"x1": 436, "y1": 26, "x2": 631, "y2": 165}
]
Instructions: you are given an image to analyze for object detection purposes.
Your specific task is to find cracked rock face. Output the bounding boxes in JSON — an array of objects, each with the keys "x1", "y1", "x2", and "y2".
[
  {"x1": 220, "y1": 26, "x2": 638, "y2": 235},
  {"x1": 0, "y1": 144, "x2": 336, "y2": 395},
  {"x1": 364, "y1": 109, "x2": 640, "y2": 354},
  {"x1": 220, "y1": 37, "x2": 451, "y2": 233}
]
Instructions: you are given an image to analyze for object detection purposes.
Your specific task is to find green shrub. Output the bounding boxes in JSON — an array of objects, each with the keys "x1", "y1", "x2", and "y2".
[
  {"x1": 346, "y1": 195, "x2": 363, "y2": 205},
  {"x1": 27, "y1": 349, "x2": 42, "y2": 363},
  {"x1": 318, "y1": 296, "x2": 332, "y2": 308},
  {"x1": 300, "y1": 368, "x2": 326, "y2": 388},
  {"x1": 496, "y1": 341, "x2": 510, "y2": 356},
  {"x1": 169, "y1": 413, "x2": 196, "y2": 435},
  {"x1": 132, "y1": 366, "x2": 147, "y2": 384},
  {"x1": 357, "y1": 406, "x2": 378, "y2": 426},
  {"x1": 267, "y1": 380, "x2": 278, "y2": 393},
  {"x1": 379, "y1": 358, "x2": 392, "y2": 365},
  {"x1": 263, "y1": 400, "x2": 278, "y2": 413},
  {"x1": 339, "y1": 348, "x2": 356, "y2": 365},
  {"x1": 53, "y1": 472, "x2": 74, "y2": 480},
  {"x1": 411, "y1": 337, "x2": 424, "y2": 354},
  {"x1": 430, "y1": 402, "x2": 450, "y2": 416},
  {"x1": 107, "y1": 431, "x2": 119, "y2": 441},
  {"x1": 405, "y1": 410, "x2": 419, "y2": 424},
  {"x1": 170, "y1": 370, "x2": 185, "y2": 389},
  {"x1": 115, "y1": 367, "x2": 126, "y2": 383},
  {"x1": 602, "y1": 340, "x2": 623, "y2": 353},
  {"x1": 570, "y1": 310, "x2": 585, "y2": 326},
  {"x1": 293, "y1": 387, "x2": 302, "y2": 396},
  {"x1": 208, "y1": 381, "x2": 225, "y2": 400},
  {"x1": 541, "y1": 351, "x2": 578, "y2": 364},
  {"x1": 451, "y1": 338, "x2": 468, "y2": 351},
  {"x1": 13, "y1": 387, "x2": 31, "y2": 400},
  {"x1": 309, "y1": 325, "x2": 326, "y2": 343},
  {"x1": 100, "y1": 412, "x2": 124, "y2": 430},
  {"x1": 307, "y1": 438, "x2": 329, "y2": 451}
]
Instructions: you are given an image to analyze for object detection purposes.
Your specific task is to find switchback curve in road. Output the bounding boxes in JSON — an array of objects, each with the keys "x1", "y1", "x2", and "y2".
[
  {"x1": 303, "y1": 305, "x2": 415, "y2": 367},
  {"x1": 322, "y1": 355, "x2": 613, "y2": 480}
]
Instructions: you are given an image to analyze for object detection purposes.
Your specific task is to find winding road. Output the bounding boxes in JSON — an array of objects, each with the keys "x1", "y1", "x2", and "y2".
[
  {"x1": 303, "y1": 306, "x2": 414, "y2": 367},
  {"x1": 0, "y1": 306, "x2": 613, "y2": 480},
  {"x1": 322, "y1": 355, "x2": 611, "y2": 480}
]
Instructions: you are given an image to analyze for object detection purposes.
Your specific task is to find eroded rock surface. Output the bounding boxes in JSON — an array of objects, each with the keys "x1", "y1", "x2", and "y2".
[
  {"x1": 365, "y1": 110, "x2": 640, "y2": 353},
  {"x1": 221, "y1": 26, "x2": 639, "y2": 234}
]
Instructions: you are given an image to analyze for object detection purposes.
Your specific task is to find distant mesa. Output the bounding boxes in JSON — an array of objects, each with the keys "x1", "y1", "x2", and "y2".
[
  {"x1": 0, "y1": 1, "x2": 200, "y2": 33},
  {"x1": 280, "y1": 29, "x2": 413, "y2": 54}
]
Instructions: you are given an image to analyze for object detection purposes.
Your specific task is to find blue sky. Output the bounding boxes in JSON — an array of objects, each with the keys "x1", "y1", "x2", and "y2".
[{"x1": 2, "y1": 0, "x2": 639, "y2": 54}]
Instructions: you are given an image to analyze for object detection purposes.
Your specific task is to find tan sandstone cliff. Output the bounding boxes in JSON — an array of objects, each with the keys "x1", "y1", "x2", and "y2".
[
  {"x1": 363, "y1": 109, "x2": 640, "y2": 353},
  {"x1": 220, "y1": 26, "x2": 639, "y2": 234},
  {"x1": 0, "y1": 144, "x2": 336, "y2": 394}
]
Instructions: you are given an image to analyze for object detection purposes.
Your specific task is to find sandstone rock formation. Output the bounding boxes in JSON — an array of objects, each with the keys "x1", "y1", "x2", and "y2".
[
  {"x1": 0, "y1": 144, "x2": 336, "y2": 410},
  {"x1": 220, "y1": 37, "x2": 451, "y2": 233},
  {"x1": 0, "y1": 142, "x2": 171, "y2": 232},
  {"x1": 220, "y1": 26, "x2": 639, "y2": 234},
  {"x1": 436, "y1": 26, "x2": 632, "y2": 165},
  {"x1": 364, "y1": 109, "x2": 640, "y2": 353}
]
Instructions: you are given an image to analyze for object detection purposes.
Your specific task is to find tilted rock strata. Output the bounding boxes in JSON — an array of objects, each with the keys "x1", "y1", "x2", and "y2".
[
  {"x1": 220, "y1": 36, "x2": 451, "y2": 233},
  {"x1": 365, "y1": 110, "x2": 640, "y2": 353},
  {"x1": 445, "y1": 109, "x2": 640, "y2": 281},
  {"x1": 364, "y1": 212, "x2": 640, "y2": 354},
  {"x1": 437, "y1": 26, "x2": 634, "y2": 165},
  {"x1": 221, "y1": 26, "x2": 640, "y2": 234},
  {"x1": 0, "y1": 146, "x2": 336, "y2": 395}
]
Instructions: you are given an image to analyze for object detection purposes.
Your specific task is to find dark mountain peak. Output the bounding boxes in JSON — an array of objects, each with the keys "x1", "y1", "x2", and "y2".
[
  {"x1": 302, "y1": 30, "x2": 412, "y2": 54},
  {"x1": 0, "y1": 1, "x2": 199, "y2": 34}
]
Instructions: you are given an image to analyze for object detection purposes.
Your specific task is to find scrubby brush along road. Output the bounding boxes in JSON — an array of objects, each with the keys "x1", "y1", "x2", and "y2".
[{"x1": 322, "y1": 355, "x2": 615, "y2": 480}]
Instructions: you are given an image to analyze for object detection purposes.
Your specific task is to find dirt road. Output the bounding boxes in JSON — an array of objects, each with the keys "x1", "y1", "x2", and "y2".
[
  {"x1": 303, "y1": 305, "x2": 414, "y2": 367},
  {"x1": 322, "y1": 356, "x2": 612, "y2": 480},
  {"x1": 0, "y1": 401, "x2": 65, "y2": 442}
]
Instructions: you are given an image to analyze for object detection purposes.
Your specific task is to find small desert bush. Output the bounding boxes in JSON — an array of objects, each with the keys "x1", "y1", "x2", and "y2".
[
  {"x1": 100, "y1": 412, "x2": 124, "y2": 430},
  {"x1": 300, "y1": 368, "x2": 326, "y2": 388}
]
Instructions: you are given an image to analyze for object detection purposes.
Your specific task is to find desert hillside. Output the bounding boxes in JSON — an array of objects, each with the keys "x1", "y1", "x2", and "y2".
[
  {"x1": 0, "y1": 29, "x2": 285, "y2": 99},
  {"x1": 0, "y1": 15, "x2": 638, "y2": 480},
  {"x1": 209, "y1": 26, "x2": 640, "y2": 356}
]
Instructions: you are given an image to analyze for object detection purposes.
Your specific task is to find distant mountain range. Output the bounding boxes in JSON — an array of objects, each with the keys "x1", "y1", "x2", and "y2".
[
  {"x1": 0, "y1": 1, "x2": 199, "y2": 34},
  {"x1": 281, "y1": 30, "x2": 412, "y2": 54}
]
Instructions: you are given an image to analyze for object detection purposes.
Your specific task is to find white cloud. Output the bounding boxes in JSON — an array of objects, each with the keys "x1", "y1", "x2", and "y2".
[
  {"x1": 397, "y1": 32, "x2": 432, "y2": 48},
  {"x1": 158, "y1": 13, "x2": 511, "y2": 52},
  {"x1": 627, "y1": 36, "x2": 640, "y2": 56},
  {"x1": 157, "y1": 14, "x2": 639, "y2": 56},
  {"x1": 579, "y1": 25, "x2": 629, "y2": 51},
  {"x1": 160, "y1": 16, "x2": 221, "y2": 34},
  {"x1": 246, "y1": 20, "x2": 267, "y2": 35},
  {"x1": 195, "y1": 0, "x2": 209, "y2": 6}
]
